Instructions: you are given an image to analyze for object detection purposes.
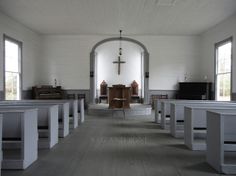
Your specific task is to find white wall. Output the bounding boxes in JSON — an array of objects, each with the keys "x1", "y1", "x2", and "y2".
[
  {"x1": 0, "y1": 11, "x2": 41, "y2": 91},
  {"x1": 134, "y1": 35, "x2": 201, "y2": 90},
  {"x1": 96, "y1": 41, "x2": 142, "y2": 89},
  {"x1": 200, "y1": 13, "x2": 236, "y2": 92},
  {"x1": 40, "y1": 35, "x2": 201, "y2": 90},
  {"x1": 40, "y1": 35, "x2": 105, "y2": 89}
]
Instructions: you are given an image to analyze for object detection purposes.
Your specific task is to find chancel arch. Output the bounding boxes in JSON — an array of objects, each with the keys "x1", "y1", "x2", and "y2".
[{"x1": 90, "y1": 37, "x2": 149, "y2": 104}]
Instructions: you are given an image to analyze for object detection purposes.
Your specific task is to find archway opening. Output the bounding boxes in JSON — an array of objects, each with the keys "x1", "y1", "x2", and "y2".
[
  {"x1": 90, "y1": 37, "x2": 149, "y2": 104},
  {"x1": 95, "y1": 40, "x2": 144, "y2": 101}
]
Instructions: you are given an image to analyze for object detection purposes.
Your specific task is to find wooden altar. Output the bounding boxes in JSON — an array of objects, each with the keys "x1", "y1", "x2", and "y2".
[{"x1": 108, "y1": 85, "x2": 131, "y2": 109}]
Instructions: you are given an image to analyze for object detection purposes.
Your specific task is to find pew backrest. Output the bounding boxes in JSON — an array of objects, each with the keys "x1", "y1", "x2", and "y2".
[
  {"x1": 0, "y1": 101, "x2": 69, "y2": 122},
  {"x1": 185, "y1": 106, "x2": 236, "y2": 128},
  {"x1": 0, "y1": 104, "x2": 58, "y2": 127},
  {"x1": 0, "y1": 109, "x2": 37, "y2": 139},
  {"x1": 208, "y1": 110, "x2": 236, "y2": 141},
  {"x1": 171, "y1": 102, "x2": 236, "y2": 122}
]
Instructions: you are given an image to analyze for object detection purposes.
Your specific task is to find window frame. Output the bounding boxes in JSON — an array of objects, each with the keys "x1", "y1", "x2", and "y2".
[
  {"x1": 214, "y1": 37, "x2": 233, "y2": 101},
  {"x1": 3, "y1": 34, "x2": 23, "y2": 100}
]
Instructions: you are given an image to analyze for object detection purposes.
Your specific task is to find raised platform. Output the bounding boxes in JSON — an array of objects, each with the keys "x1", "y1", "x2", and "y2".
[{"x1": 88, "y1": 103, "x2": 152, "y2": 116}]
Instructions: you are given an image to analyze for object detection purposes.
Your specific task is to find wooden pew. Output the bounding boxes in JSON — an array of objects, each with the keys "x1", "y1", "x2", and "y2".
[
  {"x1": 154, "y1": 99, "x2": 161, "y2": 123},
  {"x1": 0, "y1": 105, "x2": 58, "y2": 149},
  {"x1": 207, "y1": 110, "x2": 236, "y2": 174},
  {"x1": 160, "y1": 100, "x2": 172, "y2": 129},
  {"x1": 78, "y1": 98, "x2": 85, "y2": 123},
  {"x1": 154, "y1": 99, "x2": 170, "y2": 124},
  {"x1": 170, "y1": 101, "x2": 235, "y2": 138},
  {"x1": 160, "y1": 99, "x2": 205, "y2": 129},
  {"x1": 160, "y1": 99, "x2": 223, "y2": 129},
  {"x1": 26, "y1": 99, "x2": 80, "y2": 130},
  {"x1": 68, "y1": 100, "x2": 78, "y2": 130},
  {"x1": 0, "y1": 100, "x2": 70, "y2": 138},
  {"x1": 59, "y1": 99, "x2": 84, "y2": 128},
  {"x1": 0, "y1": 114, "x2": 2, "y2": 175},
  {"x1": 0, "y1": 109, "x2": 38, "y2": 169},
  {"x1": 184, "y1": 105, "x2": 236, "y2": 150}
]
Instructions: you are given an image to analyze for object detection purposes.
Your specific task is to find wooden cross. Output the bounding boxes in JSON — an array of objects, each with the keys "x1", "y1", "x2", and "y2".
[{"x1": 113, "y1": 55, "x2": 126, "y2": 75}]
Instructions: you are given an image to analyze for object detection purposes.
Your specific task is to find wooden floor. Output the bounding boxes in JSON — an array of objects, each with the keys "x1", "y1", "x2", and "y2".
[{"x1": 2, "y1": 112, "x2": 220, "y2": 176}]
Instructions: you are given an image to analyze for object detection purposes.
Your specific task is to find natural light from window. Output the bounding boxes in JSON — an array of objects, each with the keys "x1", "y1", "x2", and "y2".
[
  {"x1": 216, "y1": 41, "x2": 232, "y2": 101},
  {"x1": 5, "y1": 39, "x2": 21, "y2": 100}
]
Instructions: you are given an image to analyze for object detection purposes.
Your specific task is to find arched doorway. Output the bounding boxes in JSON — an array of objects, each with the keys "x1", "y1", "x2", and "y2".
[{"x1": 90, "y1": 37, "x2": 149, "y2": 104}]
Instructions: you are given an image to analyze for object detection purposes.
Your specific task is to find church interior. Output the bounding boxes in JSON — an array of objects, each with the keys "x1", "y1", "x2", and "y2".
[{"x1": 0, "y1": 0, "x2": 236, "y2": 175}]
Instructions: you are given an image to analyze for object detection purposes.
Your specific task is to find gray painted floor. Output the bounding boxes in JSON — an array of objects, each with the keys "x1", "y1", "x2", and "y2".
[{"x1": 2, "y1": 112, "x2": 222, "y2": 176}]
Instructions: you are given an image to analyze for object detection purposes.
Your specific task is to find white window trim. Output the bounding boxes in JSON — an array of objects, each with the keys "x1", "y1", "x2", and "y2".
[
  {"x1": 214, "y1": 37, "x2": 233, "y2": 101},
  {"x1": 3, "y1": 34, "x2": 23, "y2": 100}
]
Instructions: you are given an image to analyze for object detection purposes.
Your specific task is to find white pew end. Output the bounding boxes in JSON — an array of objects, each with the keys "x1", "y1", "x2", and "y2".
[
  {"x1": 184, "y1": 107, "x2": 236, "y2": 151},
  {"x1": 0, "y1": 105, "x2": 58, "y2": 149},
  {"x1": 207, "y1": 111, "x2": 236, "y2": 174},
  {"x1": 0, "y1": 114, "x2": 3, "y2": 175},
  {"x1": 170, "y1": 101, "x2": 236, "y2": 138},
  {"x1": 0, "y1": 109, "x2": 38, "y2": 169}
]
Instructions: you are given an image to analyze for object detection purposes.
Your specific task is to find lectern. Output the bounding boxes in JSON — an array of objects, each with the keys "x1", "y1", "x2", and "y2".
[{"x1": 108, "y1": 85, "x2": 131, "y2": 109}]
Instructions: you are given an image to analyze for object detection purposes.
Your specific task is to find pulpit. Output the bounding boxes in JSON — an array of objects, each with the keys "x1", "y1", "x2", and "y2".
[{"x1": 108, "y1": 85, "x2": 131, "y2": 109}]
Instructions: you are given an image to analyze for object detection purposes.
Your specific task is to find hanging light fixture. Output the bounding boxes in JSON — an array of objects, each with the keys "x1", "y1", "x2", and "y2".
[
  {"x1": 119, "y1": 29, "x2": 123, "y2": 56},
  {"x1": 112, "y1": 30, "x2": 126, "y2": 75}
]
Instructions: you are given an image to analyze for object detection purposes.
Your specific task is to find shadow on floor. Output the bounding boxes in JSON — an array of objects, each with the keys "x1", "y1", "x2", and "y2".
[
  {"x1": 111, "y1": 123, "x2": 161, "y2": 130},
  {"x1": 184, "y1": 162, "x2": 217, "y2": 174},
  {"x1": 165, "y1": 144, "x2": 189, "y2": 150}
]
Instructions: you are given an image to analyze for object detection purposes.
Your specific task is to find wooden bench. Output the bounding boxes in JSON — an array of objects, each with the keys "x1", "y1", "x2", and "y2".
[
  {"x1": 160, "y1": 100, "x2": 172, "y2": 129},
  {"x1": 67, "y1": 100, "x2": 78, "y2": 131},
  {"x1": 78, "y1": 98, "x2": 85, "y2": 123},
  {"x1": 155, "y1": 99, "x2": 178, "y2": 124},
  {"x1": 0, "y1": 109, "x2": 38, "y2": 169},
  {"x1": 1, "y1": 100, "x2": 70, "y2": 138},
  {"x1": 170, "y1": 101, "x2": 236, "y2": 138},
  {"x1": 31, "y1": 99, "x2": 84, "y2": 131},
  {"x1": 159, "y1": 100, "x2": 226, "y2": 129},
  {"x1": 184, "y1": 105, "x2": 236, "y2": 150},
  {"x1": 207, "y1": 110, "x2": 236, "y2": 174},
  {"x1": 27, "y1": 99, "x2": 80, "y2": 130},
  {"x1": 154, "y1": 99, "x2": 169, "y2": 124},
  {"x1": 0, "y1": 114, "x2": 2, "y2": 174},
  {"x1": 160, "y1": 99, "x2": 203, "y2": 129},
  {"x1": 0, "y1": 104, "x2": 58, "y2": 149},
  {"x1": 27, "y1": 99, "x2": 82, "y2": 130}
]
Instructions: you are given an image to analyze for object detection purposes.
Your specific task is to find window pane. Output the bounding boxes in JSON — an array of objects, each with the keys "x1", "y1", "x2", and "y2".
[
  {"x1": 5, "y1": 40, "x2": 19, "y2": 72},
  {"x1": 216, "y1": 73, "x2": 231, "y2": 101},
  {"x1": 217, "y1": 42, "x2": 231, "y2": 74},
  {"x1": 5, "y1": 72, "x2": 20, "y2": 100}
]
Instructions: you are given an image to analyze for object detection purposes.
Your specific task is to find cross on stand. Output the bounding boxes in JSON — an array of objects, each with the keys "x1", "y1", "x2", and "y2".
[{"x1": 113, "y1": 56, "x2": 126, "y2": 75}]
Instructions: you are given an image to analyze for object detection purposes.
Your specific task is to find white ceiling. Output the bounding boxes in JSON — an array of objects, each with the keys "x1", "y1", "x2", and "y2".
[{"x1": 0, "y1": 0, "x2": 236, "y2": 35}]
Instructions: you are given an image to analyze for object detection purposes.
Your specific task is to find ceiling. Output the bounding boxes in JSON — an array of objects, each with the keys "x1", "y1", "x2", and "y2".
[{"x1": 0, "y1": 0, "x2": 236, "y2": 35}]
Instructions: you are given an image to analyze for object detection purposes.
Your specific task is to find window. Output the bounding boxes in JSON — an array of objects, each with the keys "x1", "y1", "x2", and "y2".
[
  {"x1": 215, "y1": 37, "x2": 232, "y2": 101},
  {"x1": 4, "y1": 35, "x2": 22, "y2": 100}
]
